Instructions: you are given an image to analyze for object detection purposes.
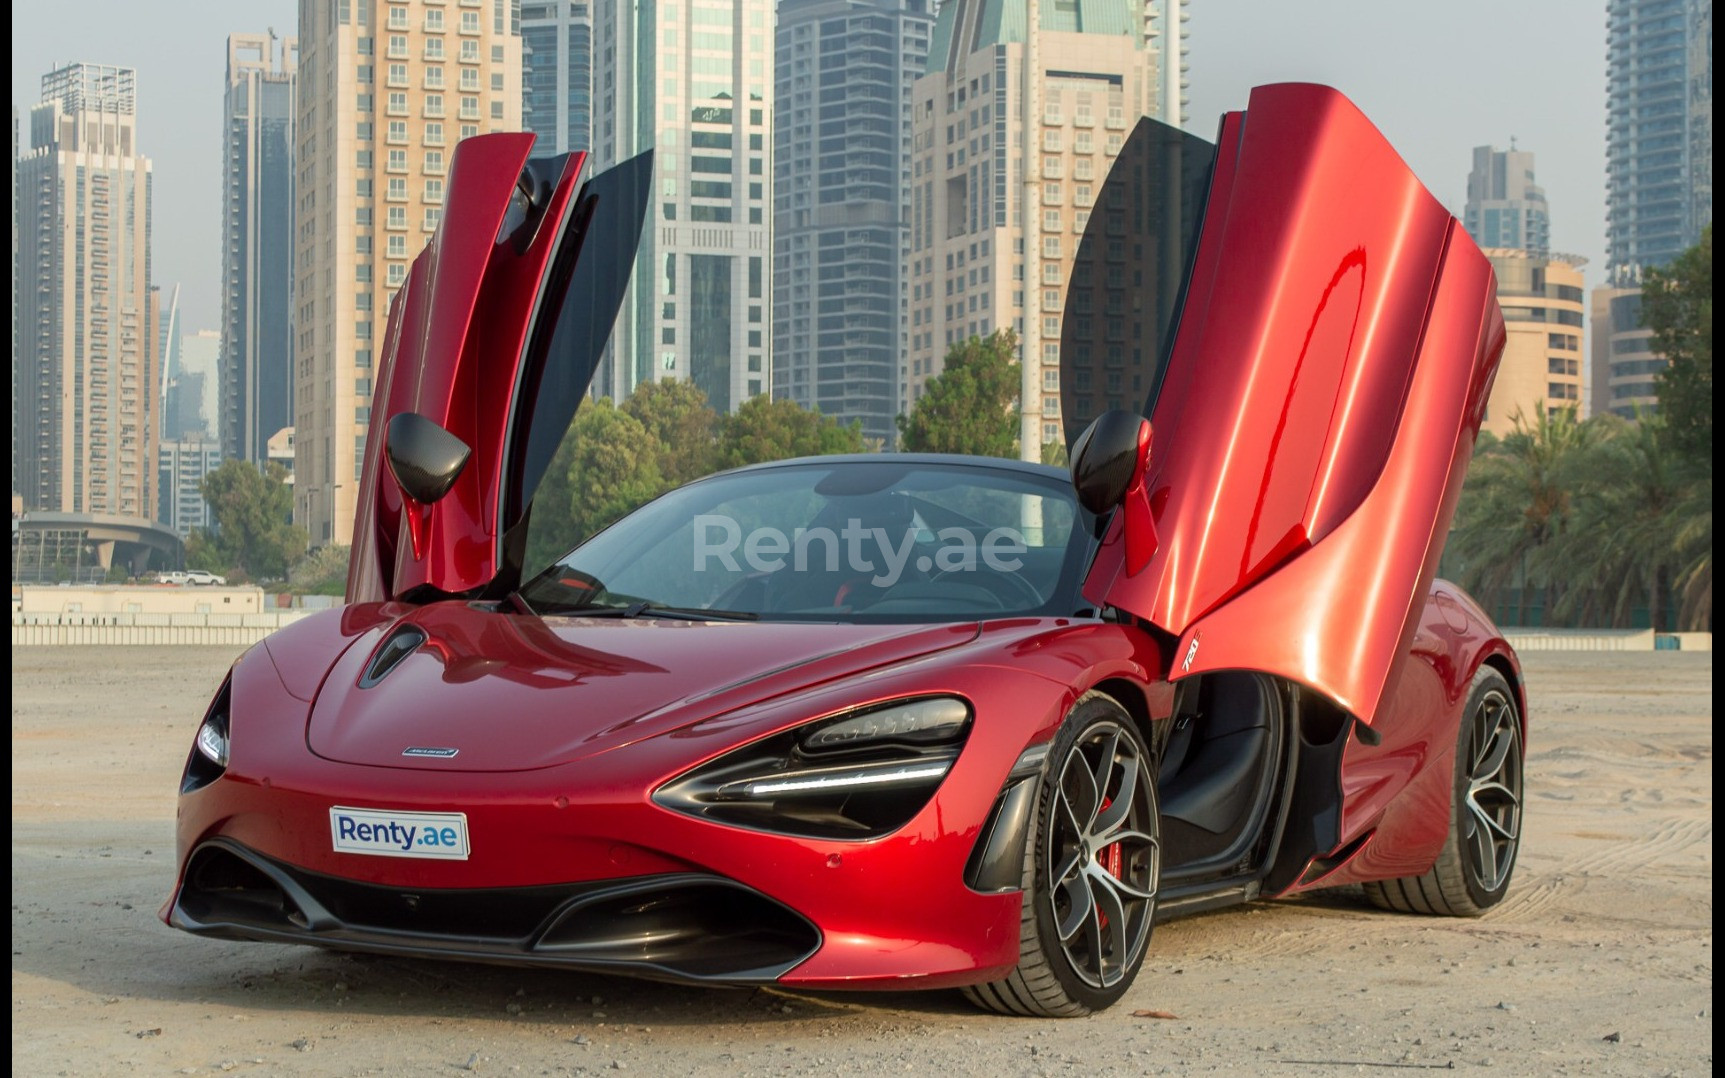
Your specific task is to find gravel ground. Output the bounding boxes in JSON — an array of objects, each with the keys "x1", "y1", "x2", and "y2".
[{"x1": 10, "y1": 646, "x2": 1712, "y2": 1076}]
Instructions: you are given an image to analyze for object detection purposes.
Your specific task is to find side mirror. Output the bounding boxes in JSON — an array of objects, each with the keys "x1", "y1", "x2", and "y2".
[
  {"x1": 1069, "y1": 410, "x2": 1150, "y2": 514},
  {"x1": 386, "y1": 412, "x2": 471, "y2": 506},
  {"x1": 1069, "y1": 410, "x2": 1157, "y2": 575}
]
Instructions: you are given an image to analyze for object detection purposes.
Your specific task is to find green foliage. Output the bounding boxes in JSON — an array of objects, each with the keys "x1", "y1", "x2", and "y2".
[
  {"x1": 565, "y1": 398, "x2": 667, "y2": 544},
  {"x1": 1446, "y1": 403, "x2": 1596, "y2": 626},
  {"x1": 1447, "y1": 403, "x2": 1711, "y2": 630},
  {"x1": 1041, "y1": 441, "x2": 1069, "y2": 467},
  {"x1": 521, "y1": 387, "x2": 868, "y2": 567},
  {"x1": 716, "y1": 395, "x2": 867, "y2": 470},
  {"x1": 621, "y1": 378, "x2": 720, "y2": 485},
  {"x1": 897, "y1": 329, "x2": 1021, "y2": 457},
  {"x1": 288, "y1": 544, "x2": 353, "y2": 596},
  {"x1": 1644, "y1": 225, "x2": 1712, "y2": 462},
  {"x1": 195, "y1": 460, "x2": 308, "y2": 583}
]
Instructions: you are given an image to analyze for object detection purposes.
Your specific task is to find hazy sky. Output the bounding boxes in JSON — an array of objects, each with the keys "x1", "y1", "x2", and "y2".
[{"x1": 14, "y1": 0, "x2": 1608, "y2": 336}]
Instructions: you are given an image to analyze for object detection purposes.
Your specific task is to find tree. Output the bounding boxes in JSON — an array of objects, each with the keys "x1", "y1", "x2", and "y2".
[
  {"x1": 621, "y1": 377, "x2": 720, "y2": 485},
  {"x1": 1446, "y1": 403, "x2": 1595, "y2": 625},
  {"x1": 1547, "y1": 412, "x2": 1686, "y2": 629},
  {"x1": 897, "y1": 329, "x2": 1020, "y2": 457},
  {"x1": 563, "y1": 399, "x2": 666, "y2": 544},
  {"x1": 288, "y1": 544, "x2": 353, "y2": 596},
  {"x1": 1644, "y1": 225, "x2": 1712, "y2": 462},
  {"x1": 192, "y1": 460, "x2": 307, "y2": 582},
  {"x1": 716, "y1": 395, "x2": 866, "y2": 470}
]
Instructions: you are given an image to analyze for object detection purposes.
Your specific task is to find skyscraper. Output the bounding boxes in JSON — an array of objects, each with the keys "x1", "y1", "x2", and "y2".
[
  {"x1": 166, "y1": 329, "x2": 223, "y2": 442},
  {"x1": 294, "y1": 0, "x2": 523, "y2": 546},
  {"x1": 15, "y1": 63, "x2": 157, "y2": 520},
  {"x1": 904, "y1": 0, "x2": 1167, "y2": 454},
  {"x1": 1605, "y1": 0, "x2": 1711, "y2": 271},
  {"x1": 773, "y1": 0, "x2": 935, "y2": 447},
  {"x1": 222, "y1": 32, "x2": 298, "y2": 466},
  {"x1": 520, "y1": 1, "x2": 593, "y2": 154},
  {"x1": 158, "y1": 435, "x2": 223, "y2": 537},
  {"x1": 1593, "y1": 0, "x2": 1712, "y2": 420},
  {"x1": 591, "y1": 0, "x2": 775, "y2": 412},
  {"x1": 1464, "y1": 144, "x2": 1551, "y2": 254}
]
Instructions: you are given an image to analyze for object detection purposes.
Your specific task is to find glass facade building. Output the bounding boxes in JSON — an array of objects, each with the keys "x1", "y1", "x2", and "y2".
[
  {"x1": 521, "y1": 1, "x2": 593, "y2": 154},
  {"x1": 222, "y1": 32, "x2": 298, "y2": 465},
  {"x1": 772, "y1": 0, "x2": 934, "y2": 447},
  {"x1": 591, "y1": 0, "x2": 775, "y2": 412}
]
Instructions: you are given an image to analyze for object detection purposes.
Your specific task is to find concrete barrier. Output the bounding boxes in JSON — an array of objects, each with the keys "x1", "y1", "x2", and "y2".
[
  {"x1": 1503, "y1": 629, "x2": 1714, "y2": 651},
  {"x1": 12, "y1": 610, "x2": 315, "y2": 646}
]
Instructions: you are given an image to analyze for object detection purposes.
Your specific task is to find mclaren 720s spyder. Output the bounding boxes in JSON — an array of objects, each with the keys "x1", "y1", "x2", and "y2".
[{"x1": 164, "y1": 83, "x2": 1525, "y2": 1017}]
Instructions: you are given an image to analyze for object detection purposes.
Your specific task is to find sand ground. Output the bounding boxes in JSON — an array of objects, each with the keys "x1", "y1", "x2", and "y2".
[{"x1": 11, "y1": 646, "x2": 1712, "y2": 1076}]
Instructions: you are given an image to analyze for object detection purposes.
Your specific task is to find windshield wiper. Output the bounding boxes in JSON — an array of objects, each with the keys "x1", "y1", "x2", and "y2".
[{"x1": 548, "y1": 600, "x2": 759, "y2": 622}]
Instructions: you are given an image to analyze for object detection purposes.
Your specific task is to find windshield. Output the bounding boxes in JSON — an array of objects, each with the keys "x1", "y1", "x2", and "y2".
[{"x1": 521, "y1": 459, "x2": 1094, "y2": 622}]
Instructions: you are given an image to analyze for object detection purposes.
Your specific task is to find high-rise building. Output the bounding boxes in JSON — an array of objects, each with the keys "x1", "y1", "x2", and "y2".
[
  {"x1": 1605, "y1": 0, "x2": 1711, "y2": 272},
  {"x1": 1464, "y1": 144, "x2": 1550, "y2": 254},
  {"x1": 156, "y1": 283, "x2": 181, "y2": 431},
  {"x1": 1589, "y1": 274, "x2": 1668, "y2": 419},
  {"x1": 772, "y1": 0, "x2": 935, "y2": 447},
  {"x1": 222, "y1": 32, "x2": 298, "y2": 466},
  {"x1": 591, "y1": 0, "x2": 775, "y2": 412},
  {"x1": 520, "y1": 1, "x2": 593, "y2": 154},
  {"x1": 1476, "y1": 249, "x2": 1587, "y2": 436},
  {"x1": 1593, "y1": 0, "x2": 1712, "y2": 420},
  {"x1": 158, "y1": 434, "x2": 223, "y2": 536},
  {"x1": 15, "y1": 63, "x2": 157, "y2": 520},
  {"x1": 12, "y1": 106, "x2": 19, "y2": 501},
  {"x1": 166, "y1": 329, "x2": 222, "y2": 442},
  {"x1": 904, "y1": 0, "x2": 1167, "y2": 453},
  {"x1": 295, "y1": 0, "x2": 522, "y2": 546}
]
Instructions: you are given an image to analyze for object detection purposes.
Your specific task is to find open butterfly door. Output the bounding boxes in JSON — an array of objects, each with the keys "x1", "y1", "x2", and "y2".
[
  {"x1": 345, "y1": 136, "x2": 652, "y2": 604},
  {"x1": 1069, "y1": 84, "x2": 1506, "y2": 723}
]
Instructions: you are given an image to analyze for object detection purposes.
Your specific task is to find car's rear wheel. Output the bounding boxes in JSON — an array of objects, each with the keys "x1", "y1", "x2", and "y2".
[
  {"x1": 963, "y1": 692, "x2": 1160, "y2": 1016},
  {"x1": 1363, "y1": 665, "x2": 1523, "y2": 916}
]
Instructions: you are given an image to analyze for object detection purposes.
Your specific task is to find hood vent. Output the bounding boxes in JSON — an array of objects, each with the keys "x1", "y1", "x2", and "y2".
[{"x1": 359, "y1": 626, "x2": 428, "y2": 689}]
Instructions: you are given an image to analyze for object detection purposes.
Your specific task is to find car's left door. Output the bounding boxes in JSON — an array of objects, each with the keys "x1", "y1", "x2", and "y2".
[{"x1": 345, "y1": 137, "x2": 652, "y2": 603}]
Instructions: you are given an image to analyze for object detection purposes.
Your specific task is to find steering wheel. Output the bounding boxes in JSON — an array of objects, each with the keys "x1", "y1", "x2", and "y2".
[{"x1": 930, "y1": 565, "x2": 1045, "y2": 608}]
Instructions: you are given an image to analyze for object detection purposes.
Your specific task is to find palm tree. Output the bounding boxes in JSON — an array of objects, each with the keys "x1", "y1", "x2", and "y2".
[
  {"x1": 1446, "y1": 403, "x2": 1594, "y2": 626},
  {"x1": 1548, "y1": 412, "x2": 1686, "y2": 629}
]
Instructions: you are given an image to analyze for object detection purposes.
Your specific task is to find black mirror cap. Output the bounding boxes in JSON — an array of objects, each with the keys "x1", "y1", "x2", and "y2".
[
  {"x1": 386, "y1": 412, "x2": 472, "y2": 506},
  {"x1": 1069, "y1": 410, "x2": 1150, "y2": 515}
]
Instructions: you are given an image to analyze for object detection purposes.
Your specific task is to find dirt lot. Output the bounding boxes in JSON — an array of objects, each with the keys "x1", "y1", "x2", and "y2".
[{"x1": 11, "y1": 646, "x2": 1712, "y2": 1076}]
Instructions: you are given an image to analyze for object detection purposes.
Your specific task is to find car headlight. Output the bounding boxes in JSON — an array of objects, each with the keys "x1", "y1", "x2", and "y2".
[
  {"x1": 654, "y1": 696, "x2": 973, "y2": 840},
  {"x1": 181, "y1": 677, "x2": 232, "y2": 794}
]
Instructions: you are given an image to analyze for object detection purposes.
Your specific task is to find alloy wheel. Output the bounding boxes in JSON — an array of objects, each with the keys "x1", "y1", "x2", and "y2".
[
  {"x1": 1463, "y1": 688, "x2": 1522, "y2": 892},
  {"x1": 1044, "y1": 720, "x2": 1159, "y2": 990}
]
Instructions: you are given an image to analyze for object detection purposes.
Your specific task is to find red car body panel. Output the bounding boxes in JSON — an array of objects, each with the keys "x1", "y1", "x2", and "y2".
[
  {"x1": 1082, "y1": 84, "x2": 1506, "y2": 724},
  {"x1": 170, "y1": 608, "x2": 1171, "y2": 988},
  {"x1": 165, "y1": 84, "x2": 1523, "y2": 993},
  {"x1": 348, "y1": 138, "x2": 591, "y2": 602}
]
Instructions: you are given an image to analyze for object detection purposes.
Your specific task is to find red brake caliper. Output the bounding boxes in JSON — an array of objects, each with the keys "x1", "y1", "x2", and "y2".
[{"x1": 1095, "y1": 797, "x2": 1124, "y2": 929}]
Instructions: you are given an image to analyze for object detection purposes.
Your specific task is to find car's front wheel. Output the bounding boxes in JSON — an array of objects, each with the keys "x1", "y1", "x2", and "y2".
[
  {"x1": 963, "y1": 692, "x2": 1160, "y2": 1016},
  {"x1": 1363, "y1": 664, "x2": 1523, "y2": 916}
]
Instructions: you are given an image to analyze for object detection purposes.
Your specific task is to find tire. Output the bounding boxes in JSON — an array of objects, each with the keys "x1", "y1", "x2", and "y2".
[
  {"x1": 963, "y1": 692, "x2": 1161, "y2": 1016},
  {"x1": 1363, "y1": 665, "x2": 1523, "y2": 916}
]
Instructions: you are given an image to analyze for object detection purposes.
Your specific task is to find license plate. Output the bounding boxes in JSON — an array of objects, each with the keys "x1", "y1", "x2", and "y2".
[{"x1": 329, "y1": 806, "x2": 470, "y2": 860}]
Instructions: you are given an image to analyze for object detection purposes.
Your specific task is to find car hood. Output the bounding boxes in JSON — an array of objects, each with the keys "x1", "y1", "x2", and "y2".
[{"x1": 305, "y1": 602, "x2": 980, "y2": 772}]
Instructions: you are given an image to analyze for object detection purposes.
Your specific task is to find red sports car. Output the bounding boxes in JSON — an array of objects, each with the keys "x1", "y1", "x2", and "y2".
[{"x1": 164, "y1": 83, "x2": 1525, "y2": 1017}]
